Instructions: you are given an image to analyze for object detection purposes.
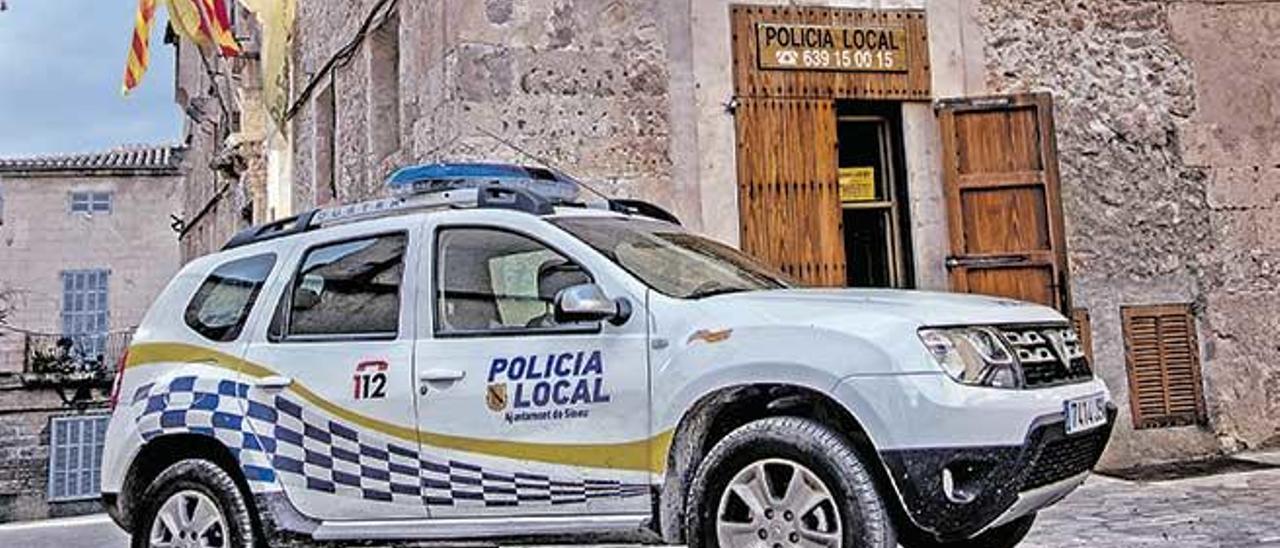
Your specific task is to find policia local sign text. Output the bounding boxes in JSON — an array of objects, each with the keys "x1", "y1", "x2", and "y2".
[{"x1": 756, "y1": 22, "x2": 908, "y2": 72}]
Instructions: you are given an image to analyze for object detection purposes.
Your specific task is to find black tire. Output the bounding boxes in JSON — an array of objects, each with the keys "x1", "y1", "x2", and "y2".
[
  {"x1": 131, "y1": 459, "x2": 258, "y2": 548},
  {"x1": 686, "y1": 416, "x2": 896, "y2": 548},
  {"x1": 904, "y1": 514, "x2": 1036, "y2": 548}
]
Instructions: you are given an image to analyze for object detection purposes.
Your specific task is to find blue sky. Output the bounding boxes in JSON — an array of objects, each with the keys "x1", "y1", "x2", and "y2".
[{"x1": 0, "y1": 0, "x2": 181, "y2": 157}]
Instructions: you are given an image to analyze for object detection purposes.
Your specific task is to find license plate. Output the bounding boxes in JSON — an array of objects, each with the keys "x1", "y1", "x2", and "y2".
[{"x1": 1064, "y1": 393, "x2": 1108, "y2": 435}]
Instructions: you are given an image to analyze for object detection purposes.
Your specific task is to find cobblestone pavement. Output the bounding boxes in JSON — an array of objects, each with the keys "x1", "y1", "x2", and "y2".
[
  {"x1": 1024, "y1": 468, "x2": 1280, "y2": 548},
  {"x1": 2, "y1": 468, "x2": 1278, "y2": 547}
]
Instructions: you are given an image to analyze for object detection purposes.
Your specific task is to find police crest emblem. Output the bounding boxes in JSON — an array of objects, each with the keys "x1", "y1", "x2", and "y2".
[{"x1": 486, "y1": 383, "x2": 508, "y2": 412}]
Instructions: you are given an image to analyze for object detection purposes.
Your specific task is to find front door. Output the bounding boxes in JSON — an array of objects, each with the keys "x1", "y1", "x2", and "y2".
[
  {"x1": 241, "y1": 226, "x2": 425, "y2": 521},
  {"x1": 836, "y1": 102, "x2": 913, "y2": 288},
  {"x1": 413, "y1": 222, "x2": 652, "y2": 518},
  {"x1": 937, "y1": 92, "x2": 1072, "y2": 311}
]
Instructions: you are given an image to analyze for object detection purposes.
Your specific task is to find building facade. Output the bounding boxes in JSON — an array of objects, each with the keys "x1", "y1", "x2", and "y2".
[
  {"x1": 176, "y1": 0, "x2": 1280, "y2": 469},
  {"x1": 0, "y1": 145, "x2": 183, "y2": 521}
]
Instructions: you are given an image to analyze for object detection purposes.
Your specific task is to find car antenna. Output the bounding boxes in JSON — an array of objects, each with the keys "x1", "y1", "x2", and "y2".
[{"x1": 473, "y1": 126, "x2": 613, "y2": 203}]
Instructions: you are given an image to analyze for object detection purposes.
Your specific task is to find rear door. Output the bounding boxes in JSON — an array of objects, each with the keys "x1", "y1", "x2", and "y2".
[
  {"x1": 241, "y1": 219, "x2": 426, "y2": 520},
  {"x1": 411, "y1": 213, "x2": 653, "y2": 518},
  {"x1": 936, "y1": 92, "x2": 1072, "y2": 312}
]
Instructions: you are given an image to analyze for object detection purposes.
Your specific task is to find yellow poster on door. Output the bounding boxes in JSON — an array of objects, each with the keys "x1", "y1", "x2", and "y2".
[{"x1": 839, "y1": 167, "x2": 876, "y2": 202}]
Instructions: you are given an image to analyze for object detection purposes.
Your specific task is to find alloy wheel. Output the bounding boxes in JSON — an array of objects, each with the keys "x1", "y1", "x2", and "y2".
[
  {"x1": 148, "y1": 489, "x2": 228, "y2": 548},
  {"x1": 716, "y1": 458, "x2": 843, "y2": 548}
]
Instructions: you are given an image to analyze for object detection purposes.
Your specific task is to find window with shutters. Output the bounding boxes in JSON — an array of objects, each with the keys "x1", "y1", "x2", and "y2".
[
  {"x1": 1121, "y1": 304, "x2": 1207, "y2": 429},
  {"x1": 48, "y1": 415, "x2": 110, "y2": 501},
  {"x1": 61, "y1": 269, "x2": 110, "y2": 359}
]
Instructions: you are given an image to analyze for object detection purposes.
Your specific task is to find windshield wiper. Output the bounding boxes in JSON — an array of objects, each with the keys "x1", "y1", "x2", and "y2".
[{"x1": 687, "y1": 285, "x2": 749, "y2": 299}]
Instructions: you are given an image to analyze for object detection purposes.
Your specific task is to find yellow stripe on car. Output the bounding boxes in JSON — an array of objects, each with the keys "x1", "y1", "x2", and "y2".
[{"x1": 126, "y1": 342, "x2": 674, "y2": 473}]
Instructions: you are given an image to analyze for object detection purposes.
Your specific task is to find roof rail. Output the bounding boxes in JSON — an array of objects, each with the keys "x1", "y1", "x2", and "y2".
[
  {"x1": 221, "y1": 185, "x2": 554, "y2": 250},
  {"x1": 221, "y1": 162, "x2": 682, "y2": 250},
  {"x1": 607, "y1": 199, "x2": 681, "y2": 225},
  {"x1": 221, "y1": 210, "x2": 318, "y2": 250}
]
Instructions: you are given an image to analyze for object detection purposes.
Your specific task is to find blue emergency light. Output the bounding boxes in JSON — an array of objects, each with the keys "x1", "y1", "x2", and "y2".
[{"x1": 385, "y1": 162, "x2": 582, "y2": 203}]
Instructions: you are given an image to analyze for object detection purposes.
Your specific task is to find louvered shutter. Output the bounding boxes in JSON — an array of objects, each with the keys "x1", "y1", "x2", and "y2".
[{"x1": 1121, "y1": 304, "x2": 1207, "y2": 429}]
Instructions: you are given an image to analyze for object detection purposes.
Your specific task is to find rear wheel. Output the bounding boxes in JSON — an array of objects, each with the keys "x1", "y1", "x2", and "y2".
[
  {"x1": 686, "y1": 417, "x2": 896, "y2": 548},
  {"x1": 132, "y1": 459, "x2": 258, "y2": 548}
]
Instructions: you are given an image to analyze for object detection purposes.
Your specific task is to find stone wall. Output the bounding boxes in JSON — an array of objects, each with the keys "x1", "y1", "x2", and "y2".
[
  {"x1": 174, "y1": 25, "x2": 270, "y2": 261},
  {"x1": 289, "y1": 0, "x2": 683, "y2": 219},
  {"x1": 0, "y1": 381, "x2": 107, "y2": 522},
  {"x1": 978, "y1": 0, "x2": 1280, "y2": 465}
]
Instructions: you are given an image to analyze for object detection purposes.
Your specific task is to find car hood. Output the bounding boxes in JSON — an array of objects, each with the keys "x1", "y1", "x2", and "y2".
[{"x1": 700, "y1": 288, "x2": 1066, "y2": 328}]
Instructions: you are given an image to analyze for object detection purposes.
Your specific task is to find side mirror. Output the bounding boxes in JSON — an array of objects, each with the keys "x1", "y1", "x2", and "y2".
[
  {"x1": 554, "y1": 283, "x2": 632, "y2": 326},
  {"x1": 293, "y1": 287, "x2": 322, "y2": 311}
]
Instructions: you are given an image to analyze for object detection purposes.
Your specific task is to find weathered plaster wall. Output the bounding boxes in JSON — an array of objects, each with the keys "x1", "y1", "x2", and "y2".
[
  {"x1": 1169, "y1": 2, "x2": 1280, "y2": 454},
  {"x1": 978, "y1": 0, "x2": 1280, "y2": 466},
  {"x1": 0, "y1": 173, "x2": 182, "y2": 373},
  {"x1": 290, "y1": 0, "x2": 684, "y2": 225}
]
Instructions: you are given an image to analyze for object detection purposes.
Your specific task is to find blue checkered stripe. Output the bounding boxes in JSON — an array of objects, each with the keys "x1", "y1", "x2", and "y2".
[{"x1": 131, "y1": 376, "x2": 650, "y2": 507}]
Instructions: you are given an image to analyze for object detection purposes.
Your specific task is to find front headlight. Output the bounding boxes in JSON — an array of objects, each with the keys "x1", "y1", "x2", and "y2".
[{"x1": 918, "y1": 327, "x2": 1019, "y2": 388}]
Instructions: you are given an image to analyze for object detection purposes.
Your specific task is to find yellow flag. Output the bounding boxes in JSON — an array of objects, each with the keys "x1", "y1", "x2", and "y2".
[
  {"x1": 239, "y1": 0, "x2": 296, "y2": 132},
  {"x1": 166, "y1": 0, "x2": 211, "y2": 47}
]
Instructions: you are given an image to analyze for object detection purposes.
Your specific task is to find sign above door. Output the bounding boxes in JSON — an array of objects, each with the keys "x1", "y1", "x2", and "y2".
[
  {"x1": 756, "y1": 23, "x2": 909, "y2": 72},
  {"x1": 731, "y1": 5, "x2": 931, "y2": 100}
]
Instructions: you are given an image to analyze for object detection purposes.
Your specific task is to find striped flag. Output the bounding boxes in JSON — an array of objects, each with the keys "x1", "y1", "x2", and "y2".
[
  {"x1": 121, "y1": 0, "x2": 157, "y2": 95},
  {"x1": 201, "y1": 0, "x2": 241, "y2": 57},
  {"x1": 166, "y1": 0, "x2": 240, "y2": 55},
  {"x1": 123, "y1": 0, "x2": 241, "y2": 95}
]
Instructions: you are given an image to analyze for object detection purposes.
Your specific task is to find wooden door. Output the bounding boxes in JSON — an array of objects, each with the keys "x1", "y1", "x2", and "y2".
[
  {"x1": 736, "y1": 98, "x2": 846, "y2": 286},
  {"x1": 937, "y1": 93, "x2": 1071, "y2": 311}
]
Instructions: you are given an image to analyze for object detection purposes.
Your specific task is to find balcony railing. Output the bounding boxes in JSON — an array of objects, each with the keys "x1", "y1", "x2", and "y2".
[{"x1": 22, "y1": 330, "x2": 132, "y2": 380}]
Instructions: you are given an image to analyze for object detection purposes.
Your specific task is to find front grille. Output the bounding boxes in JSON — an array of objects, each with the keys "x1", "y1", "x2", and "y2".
[
  {"x1": 1002, "y1": 325, "x2": 1093, "y2": 388},
  {"x1": 1021, "y1": 427, "x2": 1110, "y2": 490}
]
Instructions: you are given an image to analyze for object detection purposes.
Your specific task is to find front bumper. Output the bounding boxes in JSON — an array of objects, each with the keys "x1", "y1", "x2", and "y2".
[{"x1": 879, "y1": 405, "x2": 1116, "y2": 541}]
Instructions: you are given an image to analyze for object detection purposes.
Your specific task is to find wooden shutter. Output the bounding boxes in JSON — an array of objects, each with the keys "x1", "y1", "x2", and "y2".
[
  {"x1": 735, "y1": 98, "x2": 846, "y2": 286},
  {"x1": 1121, "y1": 304, "x2": 1207, "y2": 429},
  {"x1": 937, "y1": 93, "x2": 1071, "y2": 312}
]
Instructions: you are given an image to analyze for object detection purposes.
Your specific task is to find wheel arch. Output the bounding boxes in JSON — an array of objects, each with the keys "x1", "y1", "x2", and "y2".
[
  {"x1": 656, "y1": 382, "x2": 907, "y2": 544},
  {"x1": 115, "y1": 433, "x2": 256, "y2": 532}
]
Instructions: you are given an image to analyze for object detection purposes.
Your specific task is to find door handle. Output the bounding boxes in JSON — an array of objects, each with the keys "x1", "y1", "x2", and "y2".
[
  {"x1": 254, "y1": 375, "x2": 293, "y2": 390},
  {"x1": 419, "y1": 369, "x2": 466, "y2": 382}
]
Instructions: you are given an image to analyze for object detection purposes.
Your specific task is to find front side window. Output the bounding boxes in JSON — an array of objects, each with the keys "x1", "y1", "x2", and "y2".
[
  {"x1": 184, "y1": 254, "x2": 276, "y2": 342},
  {"x1": 551, "y1": 217, "x2": 790, "y2": 299},
  {"x1": 436, "y1": 228, "x2": 592, "y2": 334},
  {"x1": 281, "y1": 233, "x2": 407, "y2": 339},
  {"x1": 70, "y1": 191, "x2": 111, "y2": 214},
  {"x1": 61, "y1": 269, "x2": 110, "y2": 359}
]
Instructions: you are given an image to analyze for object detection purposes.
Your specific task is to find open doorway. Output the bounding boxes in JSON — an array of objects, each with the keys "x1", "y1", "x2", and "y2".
[{"x1": 836, "y1": 102, "x2": 914, "y2": 288}]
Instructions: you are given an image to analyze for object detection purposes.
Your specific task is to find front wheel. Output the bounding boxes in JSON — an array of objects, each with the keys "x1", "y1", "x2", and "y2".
[
  {"x1": 686, "y1": 417, "x2": 897, "y2": 548},
  {"x1": 132, "y1": 459, "x2": 258, "y2": 548}
]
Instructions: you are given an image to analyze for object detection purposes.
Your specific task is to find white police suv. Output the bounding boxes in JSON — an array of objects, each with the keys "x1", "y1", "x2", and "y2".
[{"x1": 101, "y1": 163, "x2": 1113, "y2": 548}]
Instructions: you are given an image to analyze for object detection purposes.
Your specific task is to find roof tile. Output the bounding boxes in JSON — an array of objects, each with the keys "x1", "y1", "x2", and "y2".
[{"x1": 0, "y1": 144, "x2": 182, "y2": 173}]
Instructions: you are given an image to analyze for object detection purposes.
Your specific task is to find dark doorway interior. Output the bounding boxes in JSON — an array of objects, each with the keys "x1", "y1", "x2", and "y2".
[{"x1": 836, "y1": 101, "x2": 914, "y2": 288}]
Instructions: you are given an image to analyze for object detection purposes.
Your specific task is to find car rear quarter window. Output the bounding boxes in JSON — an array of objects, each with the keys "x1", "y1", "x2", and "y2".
[
  {"x1": 184, "y1": 254, "x2": 277, "y2": 342},
  {"x1": 278, "y1": 233, "x2": 407, "y2": 339}
]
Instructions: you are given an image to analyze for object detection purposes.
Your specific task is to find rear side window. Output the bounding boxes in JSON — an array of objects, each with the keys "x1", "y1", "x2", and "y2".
[
  {"x1": 281, "y1": 233, "x2": 407, "y2": 339},
  {"x1": 184, "y1": 254, "x2": 276, "y2": 342}
]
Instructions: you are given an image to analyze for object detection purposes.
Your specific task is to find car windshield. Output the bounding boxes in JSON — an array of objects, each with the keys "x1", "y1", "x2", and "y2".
[{"x1": 551, "y1": 216, "x2": 791, "y2": 298}]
